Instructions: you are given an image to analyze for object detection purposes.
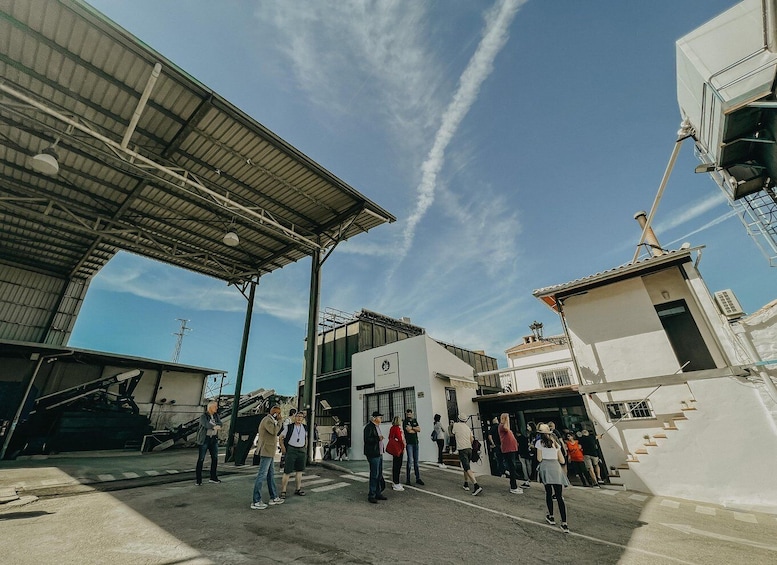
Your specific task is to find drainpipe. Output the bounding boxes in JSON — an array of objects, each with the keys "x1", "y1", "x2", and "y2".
[
  {"x1": 731, "y1": 322, "x2": 777, "y2": 404},
  {"x1": 765, "y1": 0, "x2": 777, "y2": 52}
]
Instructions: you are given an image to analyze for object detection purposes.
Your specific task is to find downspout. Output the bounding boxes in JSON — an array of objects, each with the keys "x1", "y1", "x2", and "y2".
[{"x1": 764, "y1": 0, "x2": 777, "y2": 52}]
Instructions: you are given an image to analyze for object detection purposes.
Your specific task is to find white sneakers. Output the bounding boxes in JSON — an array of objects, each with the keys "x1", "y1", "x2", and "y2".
[
  {"x1": 268, "y1": 497, "x2": 284, "y2": 505},
  {"x1": 438, "y1": 463, "x2": 446, "y2": 469},
  {"x1": 509, "y1": 488, "x2": 524, "y2": 494},
  {"x1": 250, "y1": 502, "x2": 268, "y2": 510},
  {"x1": 392, "y1": 483, "x2": 405, "y2": 491}
]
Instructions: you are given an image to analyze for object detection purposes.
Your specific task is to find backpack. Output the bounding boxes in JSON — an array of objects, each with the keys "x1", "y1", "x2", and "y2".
[{"x1": 471, "y1": 438, "x2": 482, "y2": 463}]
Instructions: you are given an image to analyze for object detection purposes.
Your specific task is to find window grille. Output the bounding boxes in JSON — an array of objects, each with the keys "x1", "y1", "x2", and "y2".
[
  {"x1": 363, "y1": 388, "x2": 416, "y2": 424},
  {"x1": 604, "y1": 400, "x2": 655, "y2": 421},
  {"x1": 538, "y1": 368, "x2": 571, "y2": 388}
]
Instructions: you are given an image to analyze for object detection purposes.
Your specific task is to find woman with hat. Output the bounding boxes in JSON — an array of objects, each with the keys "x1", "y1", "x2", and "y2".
[{"x1": 536, "y1": 423, "x2": 570, "y2": 533}]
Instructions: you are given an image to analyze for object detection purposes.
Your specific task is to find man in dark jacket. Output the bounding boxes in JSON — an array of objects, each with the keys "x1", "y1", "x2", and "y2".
[
  {"x1": 363, "y1": 411, "x2": 387, "y2": 503},
  {"x1": 195, "y1": 401, "x2": 222, "y2": 486}
]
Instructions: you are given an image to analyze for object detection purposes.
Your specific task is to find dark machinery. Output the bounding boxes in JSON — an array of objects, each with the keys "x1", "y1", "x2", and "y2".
[{"x1": 17, "y1": 369, "x2": 149, "y2": 455}]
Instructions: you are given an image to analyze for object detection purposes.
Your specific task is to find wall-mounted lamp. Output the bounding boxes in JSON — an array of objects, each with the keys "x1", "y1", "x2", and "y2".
[{"x1": 661, "y1": 291, "x2": 670, "y2": 300}]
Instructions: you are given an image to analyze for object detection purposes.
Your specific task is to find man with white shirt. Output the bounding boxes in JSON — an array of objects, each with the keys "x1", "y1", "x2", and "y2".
[
  {"x1": 452, "y1": 414, "x2": 483, "y2": 496},
  {"x1": 280, "y1": 411, "x2": 308, "y2": 498}
]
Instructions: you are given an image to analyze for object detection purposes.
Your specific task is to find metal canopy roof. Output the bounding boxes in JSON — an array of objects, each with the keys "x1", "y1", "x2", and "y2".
[{"x1": 0, "y1": 0, "x2": 395, "y2": 285}]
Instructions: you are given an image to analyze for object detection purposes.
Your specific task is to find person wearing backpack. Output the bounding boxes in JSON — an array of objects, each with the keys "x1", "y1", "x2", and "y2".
[{"x1": 451, "y1": 415, "x2": 483, "y2": 496}]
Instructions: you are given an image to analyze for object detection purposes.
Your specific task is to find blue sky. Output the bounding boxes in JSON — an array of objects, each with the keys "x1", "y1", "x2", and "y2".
[{"x1": 69, "y1": 0, "x2": 776, "y2": 396}]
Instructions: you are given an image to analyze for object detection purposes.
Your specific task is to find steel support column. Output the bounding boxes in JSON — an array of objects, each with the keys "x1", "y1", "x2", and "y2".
[
  {"x1": 303, "y1": 249, "x2": 322, "y2": 462},
  {"x1": 225, "y1": 280, "x2": 256, "y2": 462}
]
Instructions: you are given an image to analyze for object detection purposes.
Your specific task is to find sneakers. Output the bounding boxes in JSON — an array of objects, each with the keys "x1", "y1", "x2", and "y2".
[
  {"x1": 545, "y1": 514, "x2": 556, "y2": 525},
  {"x1": 195, "y1": 481, "x2": 202, "y2": 486},
  {"x1": 561, "y1": 523, "x2": 570, "y2": 534},
  {"x1": 250, "y1": 502, "x2": 268, "y2": 510},
  {"x1": 462, "y1": 483, "x2": 470, "y2": 491},
  {"x1": 472, "y1": 485, "x2": 483, "y2": 496},
  {"x1": 597, "y1": 479, "x2": 605, "y2": 484},
  {"x1": 392, "y1": 483, "x2": 405, "y2": 491},
  {"x1": 438, "y1": 463, "x2": 446, "y2": 469},
  {"x1": 208, "y1": 478, "x2": 222, "y2": 484},
  {"x1": 268, "y1": 497, "x2": 284, "y2": 505},
  {"x1": 509, "y1": 488, "x2": 523, "y2": 494},
  {"x1": 520, "y1": 482, "x2": 531, "y2": 488},
  {"x1": 415, "y1": 479, "x2": 425, "y2": 486}
]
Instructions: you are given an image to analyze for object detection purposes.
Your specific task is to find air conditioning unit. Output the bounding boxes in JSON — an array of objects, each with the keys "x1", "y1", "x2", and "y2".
[{"x1": 714, "y1": 289, "x2": 745, "y2": 319}]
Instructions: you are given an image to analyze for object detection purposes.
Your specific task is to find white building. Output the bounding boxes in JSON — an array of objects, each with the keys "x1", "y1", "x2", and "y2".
[
  {"x1": 534, "y1": 248, "x2": 777, "y2": 512},
  {"x1": 349, "y1": 334, "x2": 484, "y2": 465}
]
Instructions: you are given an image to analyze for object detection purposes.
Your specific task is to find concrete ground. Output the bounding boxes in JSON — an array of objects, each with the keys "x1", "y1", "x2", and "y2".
[{"x1": 1, "y1": 449, "x2": 775, "y2": 564}]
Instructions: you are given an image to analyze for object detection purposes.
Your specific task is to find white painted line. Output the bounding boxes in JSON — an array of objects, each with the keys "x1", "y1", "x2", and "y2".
[
  {"x1": 355, "y1": 471, "x2": 371, "y2": 477},
  {"x1": 407, "y1": 487, "x2": 699, "y2": 564},
  {"x1": 660, "y1": 499, "x2": 680, "y2": 509},
  {"x1": 732, "y1": 513, "x2": 758, "y2": 524},
  {"x1": 341, "y1": 475, "x2": 369, "y2": 482},
  {"x1": 165, "y1": 470, "x2": 179, "y2": 474},
  {"x1": 97, "y1": 474, "x2": 116, "y2": 481},
  {"x1": 302, "y1": 478, "x2": 333, "y2": 487},
  {"x1": 145, "y1": 470, "x2": 160, "y2": 476},
  {"x1": 629, "y1": 494, "x2": 648, "y2": 501},
  {"x1": 597, "y1": 488, "x2": 618, "y2": 496},
  {"x1": 695, "y1": 506, "x2": 715, "y2": 516},
  {"x1": 661, "y1": 523, "x2": 776, "y2": 551},
  {"x1": 122, "y1": 472, "x2": 140, "y2": 479},
  {"x1": 310, "y1": 482, "x2": 351, "y2": 493},
  {"x1": 40, "y1": 479, "x2": 63, "y2": 486}
]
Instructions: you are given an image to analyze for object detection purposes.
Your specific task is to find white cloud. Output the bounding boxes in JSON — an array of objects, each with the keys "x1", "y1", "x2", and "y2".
[
  {"x1": 400, "y1": 0, "x2": 527, "y2": 257},
  {"x1": 654, "y1": 191, "x2": 728, "y2": 233},
  {"x1": 664, "y1": 209, "x2": 738, "y2": 247}
]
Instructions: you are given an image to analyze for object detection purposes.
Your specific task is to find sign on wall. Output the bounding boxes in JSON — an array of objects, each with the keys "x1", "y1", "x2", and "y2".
[{"x1": 374, "y1": 352, "x2": 400, "y2": 391}]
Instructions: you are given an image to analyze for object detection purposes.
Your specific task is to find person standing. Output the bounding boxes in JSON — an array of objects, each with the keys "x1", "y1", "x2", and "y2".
[
  {"x1": 363, "y1": 411, "x2": 387, "y2": 503},
  {"x1": 334, "y1": 422, "x2": 349, "y2": 461},
  {"x1": 536, "y1": 423, "x2": 570, "y2": 533},
  {"x1": 250, "y1": 405, "x2": 285, "y2": 510},
  {"x1": 498, "y1": 413, "x2": 523, "y2": 494},
  {"x1": 278, "y1": 408, "x2": 296, "y2": 467},
  {"x1": 280, "y1": 411, "x2": 308, "y2": 498},
  {"x1": 516, "y1": 428, "x2": 533, "y2": 489},
  {"x1": 387, "y1": 416, "x2": 406, "y2": 491},
  {"x1": 195, "y1": 401, "x2": 222, "y2": 486},
  {"x1": 403, "y1": 409, "x2": 424, "y2": 486},
  {"x1": 564, "y1": 432, "x2": 591, "y2": 487},
  {"x1": 451, "y1": 415, "x2": 483, "y2": 496},
  {"x1": 432, "y1": 414, "x2": 446, "y2": 468},
  {"x1": 579, "y1": 429, "x2": 604, "y2": 486},
  {"x1": 487, "y1": 417, "x2": 504, "y2": 477}
]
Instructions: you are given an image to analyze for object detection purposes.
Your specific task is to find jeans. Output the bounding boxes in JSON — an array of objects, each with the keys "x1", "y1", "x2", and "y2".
[
  {"x1": 405, "y1": 443, "x2": 420, "y2": 482},
  {"x1": 519, "y1": 456, "x2": 532, "y2": 483},
  {"x1": 252, "y1": 455, "x2": 278, "y2": 504},
  {"x1": 367, "y1": 456, "x2": 383, "y2": 498},
  {"x1": 503, "y1": 451, "x2": 518, "y2": 490},
  {"x1": 196, "y1": 436, "x2": 218, "y2": 484},
  {"x1": 436, "y1": 439, "x2": 445, "y2": 464}
]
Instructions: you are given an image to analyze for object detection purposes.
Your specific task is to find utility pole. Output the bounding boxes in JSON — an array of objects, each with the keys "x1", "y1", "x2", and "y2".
[{"x1": 172, "y1": 318, "x2": 191, "y2": 363}]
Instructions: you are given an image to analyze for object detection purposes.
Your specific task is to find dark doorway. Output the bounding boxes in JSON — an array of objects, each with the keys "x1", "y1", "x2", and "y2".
[
  {"x1": 656, "y1": 300, "x2": 716, "y2": 371},
  {"x1": 445, "y1": 388, "x2": 458, "y2": 423}
]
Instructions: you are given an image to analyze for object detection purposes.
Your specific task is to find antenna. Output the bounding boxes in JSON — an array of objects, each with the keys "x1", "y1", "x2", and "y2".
[{"x1": 172, "y1": 318, "x2": 192, "y2": 363}]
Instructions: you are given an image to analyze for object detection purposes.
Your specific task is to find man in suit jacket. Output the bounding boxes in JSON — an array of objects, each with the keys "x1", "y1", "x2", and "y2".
[{"x1": 363, "y1": 411, "x2": 387, "y2": 504}]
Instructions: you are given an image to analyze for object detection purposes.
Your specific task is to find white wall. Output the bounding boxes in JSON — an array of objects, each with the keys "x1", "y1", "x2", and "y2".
[
  {"x1": 350, "y1": 334, "x2": 479, "y2": 463},
  {"x1": 507, "y1": 344, "x2": 576, "y2": 392}
]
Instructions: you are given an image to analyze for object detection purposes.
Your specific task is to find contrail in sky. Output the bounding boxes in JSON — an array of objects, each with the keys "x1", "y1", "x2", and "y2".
[{"x1": 399, "y1": 0, "x2": 526, "y2": 257}]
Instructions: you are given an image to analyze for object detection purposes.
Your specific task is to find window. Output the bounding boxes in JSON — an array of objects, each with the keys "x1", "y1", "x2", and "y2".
[
  {"x1": 363, "y1": 388, "x2": 416, "y2": 425},
  {"x1": 538, "y1": 368, "x2": 571, "y2": 389},
  {"x1": 604, "y1": 400, "x2": 655, "y2": 421}
]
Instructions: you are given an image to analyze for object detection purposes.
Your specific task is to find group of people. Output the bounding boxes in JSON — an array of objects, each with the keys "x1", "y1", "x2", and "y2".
[
  {"x1": 364, "y1": 410, "x2": 483, "y2": 503},
  {"x1": 195, "y1": 403, "x2": 312, "y2": 510}
]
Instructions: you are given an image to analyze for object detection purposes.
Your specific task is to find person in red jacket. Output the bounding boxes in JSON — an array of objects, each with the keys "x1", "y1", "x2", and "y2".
[
  {"x1": 565, "y1": 433, "x2": 592, "y2": 487},
  {"x1": 387, "y1": 416, "x2": 406, "y2": 491}
]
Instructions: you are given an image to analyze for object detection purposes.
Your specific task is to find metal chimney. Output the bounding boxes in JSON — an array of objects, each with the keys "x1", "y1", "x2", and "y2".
[{"x1": 634, "y1": 211, "x2": 664, "y2": 257}]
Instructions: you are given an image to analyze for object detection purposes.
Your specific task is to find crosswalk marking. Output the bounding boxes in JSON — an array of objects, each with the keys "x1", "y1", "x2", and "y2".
[
  {"x1": 165, "y1": 470, "x2": 179, "y2": 474},
  {"x1": 598, "y1": 489, "x2": 618, "y2": 496},
  {"x1": 341, "y1": 474, "x2": 369, "y2": 482},
  {"x1": 732, "y1": 512, "x2": 757, "y2": 523},
  {"x1": 145, "y1": 470, "x2": 160, "y2": 476},
  {"x1": 310, "y1": 482, "x2": 351, "y2": 493},
  {"x1": 695, "y1": 506, "x2": 715, "y2": 516},
  {"x1": 661, "y1": 499, "x2": 680, "y2": 508},
  {"x1": 629, "y1": 494, "x2": 648, "y2": 501},
  {"x1": 303, "y1": 478, "x2": 333, "y2": 487},
  {"x1": 122, "y1": 472, "x2": 140, "y2": 479},
  {"x1": 97, "y1": 474, "x2": 115, "y2": 481}
]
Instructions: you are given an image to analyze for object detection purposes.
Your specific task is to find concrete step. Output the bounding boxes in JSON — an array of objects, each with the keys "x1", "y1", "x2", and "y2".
[
  {"x1": 652, "y1": 433, "x2": 667, "y2": 439},
  {"x1": 634, "y1": 448, "x2": 649, "y2": 455}
]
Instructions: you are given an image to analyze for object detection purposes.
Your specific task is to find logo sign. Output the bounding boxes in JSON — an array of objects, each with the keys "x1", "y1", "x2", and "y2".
[{"x1": 374, "y1": 352, "x2": 399, "y2": 391}]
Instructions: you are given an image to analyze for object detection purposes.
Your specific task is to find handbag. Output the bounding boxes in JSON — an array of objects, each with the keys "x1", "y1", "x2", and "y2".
[
  {"x1": 386, "y1": 438, "x2": 402, "y2": 457},
  {"x1": 431, "y1": 430, "x2": 438, "y2": 441}
]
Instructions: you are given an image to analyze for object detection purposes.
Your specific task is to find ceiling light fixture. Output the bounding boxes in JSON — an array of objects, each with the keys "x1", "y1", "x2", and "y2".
[
  {"x1": 223, "y1": 230, "x2": 239, "y2": 247},
  {"x1": 30, "y1": 145, "x2": 60, "y2": 176}
]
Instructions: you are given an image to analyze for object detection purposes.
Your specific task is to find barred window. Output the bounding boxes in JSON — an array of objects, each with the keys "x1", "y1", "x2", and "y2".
[
  {"x1": 604, "y1": 400, "x2": 655, "y2": 421},
  {"x1": 538, "y1": 368, "x2": 571, "y2": 389},
  {"x1": 363, "y1": 388, "x2": 416, "y2": 425}
]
